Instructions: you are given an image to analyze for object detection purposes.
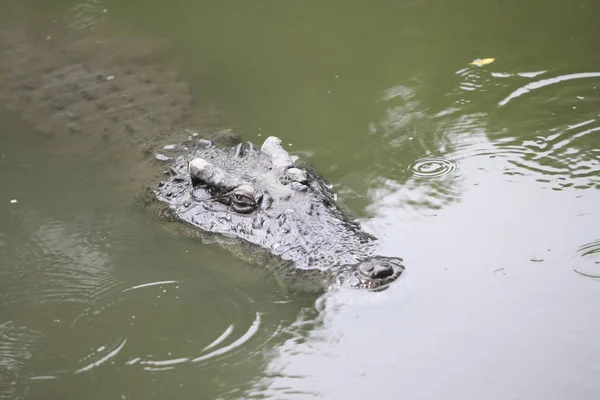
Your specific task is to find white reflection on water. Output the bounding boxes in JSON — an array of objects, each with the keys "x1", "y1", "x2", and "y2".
[
  {"x1": 192, "y1": 312, "x2": 261, "y2": 364},
  {"x1": 74, "y1": 338, "x2": 127, "y2": 374},
  {"x1": 122, "y1": 280, "x2": 179, "y2": 292},
  {"x1": 499, "y1": 72, "x2": 600, "y2": 106}
]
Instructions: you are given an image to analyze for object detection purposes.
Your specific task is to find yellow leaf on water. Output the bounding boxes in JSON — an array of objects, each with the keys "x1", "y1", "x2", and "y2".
[{"x1": 470, "y1": 58, "x2": 496, "y2": 67}]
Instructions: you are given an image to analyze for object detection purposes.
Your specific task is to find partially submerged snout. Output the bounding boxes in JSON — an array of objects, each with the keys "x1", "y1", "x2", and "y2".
[{"x1": 336, "y1": 256, "x2": 405, "y2": 290}]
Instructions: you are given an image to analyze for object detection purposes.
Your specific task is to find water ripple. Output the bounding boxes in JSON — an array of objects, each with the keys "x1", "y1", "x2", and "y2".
[
  {"x1": 449, "y1": 66, "x2": 508, "y2": 109},
  {"x1": 66, "y1": 0, "x2": 110, "y2": 32},
  {"x1": 409, "y1": 157, "x2": 458, "y2": 178},
  {"x1": 0, "y1": 217, "x2": 118, "y2": 307},
  {"x1": 191, "y1": 312, "x2": 261, "y2": 364},
  {"x1": 0, "y1": 322, "x2": 42, "y2": 400},
  {"x1": 367, "y1": 175, "x2": 463, "y2": 220},
  {"x1": 499, "y1": 72, "x2": 600, "y2": 106},
  {"x1": 74, "y1": 337, "x2": 127, "y2": 374},
  {"x1": 441, "y1": 69, "x2": 600, "y2": 191},
  {"x1": 499, "y1": 119, "x2": 600, "y2": 190},
  {"x1": 202, "y1": 324, "x2": 235, "y2": 351},
  {"x1": 66, "y1": 280, "x2": 279, "y2": 378},
  {"x1": 573, "y1": 240, "x2": 600, "y2": 280},
  {"x1": 360, "y1": 82, "x2": 466, "y2": 217}
]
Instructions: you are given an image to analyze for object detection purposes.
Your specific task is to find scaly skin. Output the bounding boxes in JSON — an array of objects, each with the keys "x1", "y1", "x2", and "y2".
[{"x1": 154, "y1": 136, "x2": 404, "y2": 291}]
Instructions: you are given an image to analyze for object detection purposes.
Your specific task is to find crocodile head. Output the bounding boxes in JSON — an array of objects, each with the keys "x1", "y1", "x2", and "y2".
[{"x1": 154, "y1": 136, "x2": 404, "y2": 291}]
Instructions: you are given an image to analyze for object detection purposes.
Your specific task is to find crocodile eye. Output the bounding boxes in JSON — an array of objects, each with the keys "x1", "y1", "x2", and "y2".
[
  {"x1": 231, "y1": 185, "x2": 262, "y2": 214},
  {"x1": 234, "y1": 194, "x2": 253, "y2": 205}
]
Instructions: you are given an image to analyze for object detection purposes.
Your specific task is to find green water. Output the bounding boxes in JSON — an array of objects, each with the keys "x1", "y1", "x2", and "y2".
[{"x1": 1, "y1": 0, "x2": 599, "y2": 399}]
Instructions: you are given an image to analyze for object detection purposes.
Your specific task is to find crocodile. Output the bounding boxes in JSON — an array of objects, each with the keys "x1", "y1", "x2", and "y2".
[
  {"x1": 152, "y1": 136, "x2": 405, "y2": 291},
  {"x1": 0, "y1": 10, "x2": 404, "y2": 291}
]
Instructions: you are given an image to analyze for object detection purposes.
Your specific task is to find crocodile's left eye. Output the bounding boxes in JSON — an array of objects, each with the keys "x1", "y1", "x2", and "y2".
[{"x1": 231, "y1": 185, "x2": 263, "y2": 214}]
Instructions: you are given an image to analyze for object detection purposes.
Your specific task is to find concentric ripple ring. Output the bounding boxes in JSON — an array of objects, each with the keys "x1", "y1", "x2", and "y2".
[
  {"x1": 573, "y1": 240, "x2": 600, "y2": 280},
  {"x1": 409, "y1": 157, "x2": 459, "y2": 178}
]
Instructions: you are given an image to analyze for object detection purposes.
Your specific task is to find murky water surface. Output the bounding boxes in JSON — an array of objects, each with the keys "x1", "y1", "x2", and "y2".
[{"x1": 1, "y1": 0, "x2": 599, "y2": 399}]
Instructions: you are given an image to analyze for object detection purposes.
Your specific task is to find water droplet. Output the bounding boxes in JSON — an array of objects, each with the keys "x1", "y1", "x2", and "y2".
[{"x1": 409, "y1": 157, "x2": 459, "y2": 178}]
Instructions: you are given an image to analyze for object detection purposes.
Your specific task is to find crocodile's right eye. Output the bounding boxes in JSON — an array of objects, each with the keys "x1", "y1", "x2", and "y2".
[{"x1": 231, "y1": 185, "x2": 263, "y2": 214}]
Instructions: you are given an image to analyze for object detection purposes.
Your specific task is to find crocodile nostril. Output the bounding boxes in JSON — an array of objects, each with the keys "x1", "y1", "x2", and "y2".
[
  {"x1": 359, "y1": 262, "x2": 393, "y2": 279},
  {"x1": 373, "y1": 264, "x2": 393, "y2": 279}
]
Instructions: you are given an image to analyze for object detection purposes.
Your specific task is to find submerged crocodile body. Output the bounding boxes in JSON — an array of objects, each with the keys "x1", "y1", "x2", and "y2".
[
  {"x1": 0, "y1": 12, "x2": 234, "y2": 198},
  {"x1": 154, "y1": 136, "x2": 404, "y2": 291}
]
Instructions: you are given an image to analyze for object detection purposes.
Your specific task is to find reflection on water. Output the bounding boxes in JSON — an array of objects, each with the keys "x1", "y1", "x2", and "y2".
[
  {"x1": 498, "y1": 72, "x2": 600, "y2": 106},
  {"x1": 419, "y1": 63, "x2": 600, "y2": 193},
  {"x1": 1, "y1": 202, "x2": 316, "y2": 399},
  {"x1": 344, "y1": 83, "x2": 465, "y2": 218},
  {"x1": 0, "y1": 214, "x2": 117, "y2": 306},
  {"x1": 0, "y1": 91, "x2": 314, "y2": 400},
  {"x1": 1, "y1": 0, "x2": 600, "y2": 399},
  {"x1": 66, "y1": 0, "x2": 109, "y2": 32},
  {"x1": 491, "y1": 71, "x2": 600, "y2": 190},
  {"x1": 0, "y1": 322, "x2": 42, "y2": 400}
]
